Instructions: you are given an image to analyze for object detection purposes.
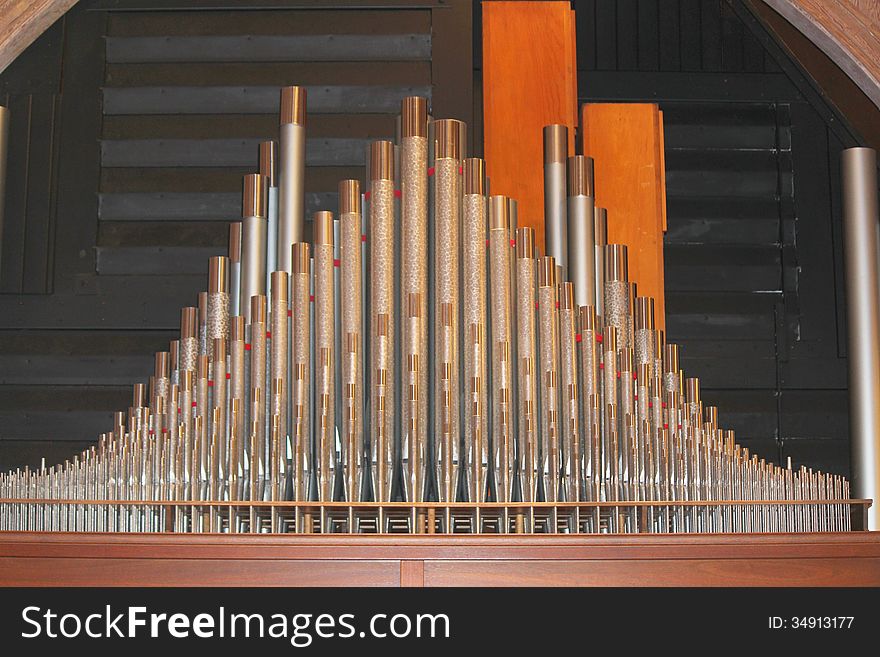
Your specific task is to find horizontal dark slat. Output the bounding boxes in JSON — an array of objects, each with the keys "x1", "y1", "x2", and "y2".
[
  {"x1": 665, "y1": 292, "x2": 776, "y2": 341},
  {"x1": 780, "y1": 438, "x2": 850, "y2": 478},
  {"x1": 0, "y1": 411, "x2": 117, "y2": 442},
  {"x1": 664, "y1": 123, "x2": 776, "y2": 150},
  {"x1": 0, "y1": 441, "x2": 97, "y2": 471},
  {"x1": 780, "y1": 390, "x2": 848, "y2": 439},
  {"x1": 665, "y1": 217, "x2": 779, "y2": 245},
  {"x1": 106, "y1": 35, "x2": 431, "y2": 63},
  {"x1": 665, "y1": 244, "x2": 782, "y2": 292},
  {"x1": 105, "y1": 61, "x2": 430, "y2": 87},
  {"x1": 99, "y1": 221, "x2": 229, "y2": 247},
  {"x1": 0, "y1": 355, "x2": 153, "y2": 385},
  {"x1": 102, "y1": 85, "x2": 432, "y2": 115},
  {"x1": 579, "y1": 71, "x2": 802, "y2": 102},
  {"x1": 96, "y1": 246, "x2": 226, "y2": 275},
  {"x1": 101, "y1": 138, "x2": 369, "y2": 167},
  {"x1": 101, "y1": 167, "x2": 360, "y2": 193},
  {"x1": 664, "y1": 150, "x2": 780, "y2": 199},
  {"x1": 697, "y1": 389, "x2": 779, "y2": 441},
  {"x1": 99, "y1": 192, "x2": 336, "y2": 221},
  {"x1": 679, "y1": 339, "x2": 776, "y2": 388},
  {"x1": 0, "y1": 330, "x2": 176, "y2": 356}
]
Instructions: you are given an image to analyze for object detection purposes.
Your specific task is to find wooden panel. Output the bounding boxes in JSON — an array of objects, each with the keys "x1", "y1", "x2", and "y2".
[
  {"x1": 1, "y1": 533, "x2": 879, "y2": 587},
  {"x1": 482, "y1": 1, "x2": 577, "y2": 252},
  {"x1": 581, "y1": 103, "x2": 667, "y2": 327}
]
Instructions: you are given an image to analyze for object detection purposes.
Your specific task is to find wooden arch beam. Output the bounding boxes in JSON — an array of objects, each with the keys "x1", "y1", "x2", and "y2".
[{"x1": 0, "y1": 0, "x2": 79, "y2": 75}]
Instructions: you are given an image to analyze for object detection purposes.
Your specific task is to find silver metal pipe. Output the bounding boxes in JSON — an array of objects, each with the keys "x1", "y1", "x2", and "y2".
[
  {"x1": 594, "y1": 207, "x2": 607, "y2": 318},
  {"x1": 544, "y1": 125, "x2": 568, "y2": 279},
  {"x1": 228, "y1": 222, "x2": 242, "y2": 318},
  {"x1": 313, "y1": 212, "x2": 336, "y2": 503},
  {"x1": 260, "y1": 141, "x2": 278, "y2": 292},
  {"x1": 842, "y1": 147, "x2": 880, "y2": 530},
  {"x1": 277, "y1": 86, "x2": 306, "y2": 273},
  {"x1": 241, "y1": 174, "x2": 267, "y2": 323},
  {"x1": 567, "y1": 155, "x2": 596, "y2": 308}
]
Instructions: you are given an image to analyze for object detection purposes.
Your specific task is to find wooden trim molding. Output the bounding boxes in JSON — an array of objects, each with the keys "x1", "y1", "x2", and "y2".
[
  {"x1": 759, "y1": 0, "x2": 880, "y2": 110},
  {"x1": 0, "y1": 1, "x2": 78, "y2": 75},
  {"x1": 1, "y1": 532, "x2": 879, "y2": 586}
]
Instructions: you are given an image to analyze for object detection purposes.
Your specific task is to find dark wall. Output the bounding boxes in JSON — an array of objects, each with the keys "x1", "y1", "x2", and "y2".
[
  {"x1": 0, "y1": 0, "x2": 472, "y2": 470},
  {"x1": 0, "y1": 0, "x2": 861, "y2": 478}
]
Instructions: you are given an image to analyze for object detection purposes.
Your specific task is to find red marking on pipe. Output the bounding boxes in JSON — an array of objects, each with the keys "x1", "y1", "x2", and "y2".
[
  {"x1": 149, "y1": 430, "x2": 155, "y2": 436},
  {"x1": 309, "y1": 294, "x2": 314, "y2": 302},
  {"x1": 287, "y1": 310, "x2": 292, "y2": 317},
  {"x1": 648, "y1": 402, "x2": 653, "y2": 409},
  {"x1": 458, "y1": 165, "x2": 463, "y2": 175},
  {"x1": 428, "y1": 166, "x2": 435, "y2": 177},
  {"x1": 485, "y1": 239, "x2": 490, "y2": 247},
  {"x1": 663, "y1": 423, "x2": 669, "y2": 430},
  {"x1": 244, "y1": 343, "x2": 251, "y2": 351},
  {"x1": 364, "y1": 191, "x2": 371, "y2": 201},
  {"x1": 266, "y1": 331, "x2": 271, "y2": 339},
  {"x1": 510, "y1": 239, "x2": 516, "y2": 248},
  {"x1": 535, "y1": 301, "x2": 539, "y2": 309},
  {"x1": 162, "y1": 428, "x2": 169, "y2": 434},
  {"x1": 207, "y1": 380, "x2": 214, "y2": 387},
  {"x1": 361, "y1": 234, "x2": 367, "y2": 243},
  {"x1": 599, "y1": 363, "x2": 605, "y2": 370},
  {"x1": 575, "y1": 333, "x2": 582, "y2": 343},
  {"x1": 394, "y1": 189, "x2": 401, "y2": 199},
  {"x1": 333, "y1": 259, "x2": 340, "y2": 267},
  {"x1": 555, "y1": 301, "x2": 560, "y2": 309},
  {"x1": 596, "y1": 334, "x2": 603, "y2": 344},
  {"x1": 661, "y1": 402, "x2": 667, "y2": 408},
  {"x1": 177, "y1": 408, "x2": 181, "y2": 414},
  {"x1": 616, "y1": 372, "x2": 620, "y2": 379},
  {"x1": 226, "y1": 373, "x2": 231, "y2": 380},
  {"x1": 192, "y1": 402, "x2": 197, "y2": 408},
  {"x1": 633, "y1": 373, "x2": 638, "y2": 380}
]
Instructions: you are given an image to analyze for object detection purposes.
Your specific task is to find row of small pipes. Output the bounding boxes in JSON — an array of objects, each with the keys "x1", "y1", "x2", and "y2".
[{"x1": 0, "y1": 89, "x2": 853, "y2": 533}]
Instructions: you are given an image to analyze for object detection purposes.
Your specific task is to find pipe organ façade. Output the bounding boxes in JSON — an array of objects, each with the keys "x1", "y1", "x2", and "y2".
[{"x1": 0, "y1": 88, "x2": 856, "y2": 534}]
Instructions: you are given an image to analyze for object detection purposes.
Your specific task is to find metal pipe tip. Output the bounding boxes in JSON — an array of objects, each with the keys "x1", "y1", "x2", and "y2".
[
  {"x1": 434, "y1": 118, "x2": 464, "y2": 160},
  {"x1": 181, "y1": 369, "x2": 193, "y2": 389},
  {"x1": 242, "y1": 173, "x2": 265, "y2": 218},
  {"x1": 543, "y1": 124, "x2": 568, "y2": 164},
  {"x1": 228, "y1": 222, "x2": 242, "y2": 262},
  {"x1": 578, "y1": 305, "x2": 596, "y2": 332},
  {"x1": 619, "y1": 347, "x2": 633, "y2": 372},
  {"x1": 208, "y1": 256, "x2": 229, "y2": 293},
  {"x1": 686, "y1": 377, "x2": 700, "y2": 405},
  {"x1": 280, "y1": 86, "x2": 306, "y2": 126},
  {"x1": 655, "y1": 328, "x2": 665, "y2": 353},
  {"x1": 154, "y1": 351, "x2": 169, "y2": 379},
  {"x1": 463, "y1": 158, "x2": 486, "y2": 195},
  {"x1": 313, "y1": 211, "x2": 334, "y2": 245},
  {"x1": 259, "y1": 140, "x2": 276, "y2": 186},
  {"x1": 198, "y1": 292, "x2": 208, "y2": 324},
  {"x1": 401, "y1": 96, "x2": 428, "y2": 138},
  {"x1": 560, "y1": 281, "x2": 575, "y2": 310},
  {"x1": 369, "y1": 140, "x2": 394, "y2": 181},
  {"x1": 489, "y1": 195, "x2": 510, "y2": 230},
  {"x1": 230, "y1": 315, "x2": 245, "y2": 341},
  {"x1": 705, "y1": 406, "x2": 719, "y2": 426},
  {"x1": 180, "y1": 307, "x2": 198, "y2": 338},
  {"x1": 593, "y1": 207, "x2": 608, "y2": 246},
  {"x1": 213, "y1": 337, "x2": 226, "y2": 362},
  {"x1": 664, "y1": 343, "x2": 679, "y2": 372},
  {"x1": 270, "y1": 271, "x2": 289, "y2": 302},
  {"x1": 567, "y1": 155, "x2": 595, "y2": 197},
  {"x1": 338, "y1": 179, "x2": 360, "y2": 215},
  {"x1": 169, "y1": 340, "x2": 179, "y2": 369},
  {"x1": 250, "y1": 294, "x2": 267, "y2": 323},
  {"x1": 635, "y1": 296, "x2": 655, "y2": 330},
  {"x1": 197, "y1": 354, "x2": 210, "y2": 378},
  {"x1": 516, "y1": 227, "x2": 535, "y2": 258},
  {"x1": 291, "y1": 242, "x2": 311, "y2": 274},
  {"x1": 604, "y1": 244, "x2": 628, "y2": 282},
  {"x1": 132, "y1": 383, "x2": 146, "y2": 408},
  {"x1": 538, "y1": 256, "x2": 557, "y2": 287}
]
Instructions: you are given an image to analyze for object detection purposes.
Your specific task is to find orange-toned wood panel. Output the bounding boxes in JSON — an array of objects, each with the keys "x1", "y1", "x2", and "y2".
[
  {"x1": 2, "y1": 532, "x2": 880, "y2": 587},
  {"x1": 581, "y1": 103, "x2": 668, "y2": 329},
  {"x1": 482, "y1": 0, "x2": 577, "y2": 252}
]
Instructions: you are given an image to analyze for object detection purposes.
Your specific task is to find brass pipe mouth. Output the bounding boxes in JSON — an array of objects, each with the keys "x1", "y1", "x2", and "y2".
[
  {"x1": 259, "y1": 140, "x2": 276, "y2": 186},
  {"x1": 370, "y1": 140, "x2": 394, "y2": 181},
  {"x1": 313, "y1": 211, "x2": 334, "y2": 245},
  {"x1": 516, "y1": 226, "x2": 535, "y2": 259},
  {"x1": 197, "y1": 354, "x2": 210, "y2": 378},
  {"x1": 686, "y1": 377, "x2": 700, "y2": 406},
  {"x1": 198, "y1": 291, "x2": 208, "y2": 324},
  {"x1": 489, "y1": 195, "x2": 510, "y2": 231},
  {"x1": 434, "y1": 118, "x2": 464, "y2": 160},
  {"x1": 594, "y1": 207, "x2": 608, "y2": 245},
  {"x1": 280, "y1": 86, "x2": 306, "y2": 126},
  {"x1": 567, "y1": 155, "x2": 595, "y2": 197},
  {"x1": 664, "y1": 343, "x2": 680, "y2": 373},
  {"x1": 242, "y1": 173, "x2": 265, "y2": 218},
  {"x1": 251, "y1": 294, "x2": 267, "y2": 324},
  {"x1": 605, "y1": 244, "x2": 628, "y2": 282},
  {"x1": 231, "y1": 315, "x2": 245, "y2": 342},
  {"x1": 603, "y1": 325, "x2": 617, "y2": 353},
  {"x1": 579, "y1": 305, "x2": 596, "y2": 332},
  {"x1": 463, "y1": 158, "x2": 485, "y2": 195},
  {"x1": 291, "y1": 242, "x2": 311, "y2": 275},
  {"x1": 401, "y1": 96, "x2": 428, "y2": 138},
  {"x1": 635, "y1": 296, "x2": 655, "y2": 330},
  {"x1": 228, "y1": 222, "x2": 242, "y2": 262},
  {"x1": 543, "y1": 124, "x2": 568, "y2": 164},
  {"x1": 271, "y1": 271, "x2": 289, "y2": 303},
  {"x1": 213, "y1": 338, "x2": 226, "y2": 363},
  {"x1": 619, "y1": 347, "x2": 633, "y2": 373},
  {"x1": 169, "y1": 340, "x2": 179, "y2": 370},
  {"x1": 208, "y1": 256, "x2": 229, "y2": 294},
  {"x1": 705, "y1": 406, "x2": 719, "y2": 426},
  {"x1": 182, "y1": 370, "x2": 193, "y2": 390},
  {"x1": 132, "y1": 383, "x2": 146, "y2": 408},
  {"x1": 538, "y1": 256, "x2": 557, "y2": 288},
  {"x1": 560, "y1": 281, "x2": 575, "y2": 310},
  {"x1": 655, "y1": 329, "x2": 665, "y2": 357},
  {"x1": 338, "y1": 179, "x2": 360, "y2": 215},
  {"x1": 181, "y1": 307, "x2": 198, "y2": 338}
]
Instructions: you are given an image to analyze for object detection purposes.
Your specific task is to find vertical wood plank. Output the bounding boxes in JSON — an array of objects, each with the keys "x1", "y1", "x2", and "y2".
[
  {"x1": 581, "y1": 102, "x2": 667, "y2": 328},
  {"x1": 399, "y1": 560, "x2": 425, "y2": 587},
  {"x1": 483, "y1": 1, "x2": 578, "y2": 252}
]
